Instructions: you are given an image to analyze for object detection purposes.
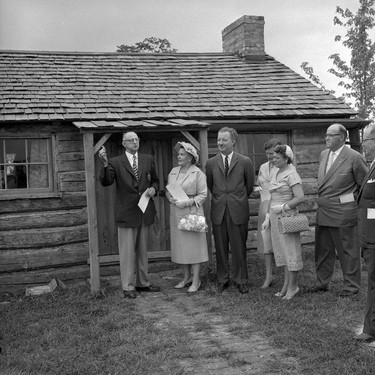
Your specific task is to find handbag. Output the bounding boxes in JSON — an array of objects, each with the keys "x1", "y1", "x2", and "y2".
[
  {"x1": 278, "y1": 207, "x2": 309, "y2": 234},
  {"x1": 178, "y1": 205, "x2": 208, "y2": 233}
]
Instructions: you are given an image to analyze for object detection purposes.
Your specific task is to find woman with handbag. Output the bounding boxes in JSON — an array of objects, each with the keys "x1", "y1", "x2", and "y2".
[
  {"x1": 262, "y1": 145, "x2": 305, "y2": 300},
  {"x1": 256, "y1": 138, "x2": 281, "y2": 289},
  {"x1": 166, "y1": 142, "x2": 208, "y2": 293}
]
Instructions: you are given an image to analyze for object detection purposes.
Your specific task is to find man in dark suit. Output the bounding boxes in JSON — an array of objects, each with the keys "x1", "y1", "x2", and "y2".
[
  {"x1": 99, "y1": 131, "x2": 160, "y2": 299},
  {"x1": 206, "y1": 127, "x2": 255, "y2": 294},
  {"x1": 355, "y1": 123, "x2": 375, "y2": 344},
  {"x1": 312, "y1": 123, "x2": 367, "y2": 297}
]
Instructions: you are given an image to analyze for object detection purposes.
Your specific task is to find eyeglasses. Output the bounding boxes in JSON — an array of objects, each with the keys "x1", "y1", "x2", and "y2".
[
  {"x1": 124, "y1": 138, "x2": 140, "y2": 143},
  {"x1": 324, "y1": 134, "x2": 342, "y2": 139}
]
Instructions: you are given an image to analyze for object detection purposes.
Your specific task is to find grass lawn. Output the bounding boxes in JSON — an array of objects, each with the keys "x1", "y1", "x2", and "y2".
[{"x1": 1, "y1": 250, "x2": 375, "y2": 374}]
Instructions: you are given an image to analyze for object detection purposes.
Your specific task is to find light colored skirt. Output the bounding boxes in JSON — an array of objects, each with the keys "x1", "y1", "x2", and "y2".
[
  {"x1": 170, "y1": 204, "x2": 208, "y2": 264},
  {"x1": 257, "y1": 199, "x2": 273, "y2": 254},
  {"x1": 270, "y1": 212, "x2": 303, "y2": 271}
]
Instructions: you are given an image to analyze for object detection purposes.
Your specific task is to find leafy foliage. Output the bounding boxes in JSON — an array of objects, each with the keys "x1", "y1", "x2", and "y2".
[
  {"x1": 117, "y1": 37, "x2": 177, "y2": 53},
  {"x1": 300, "y1": 62, "x2": 336, "y2": 95},
  {"x1": 329, "y1": 0, "x2": 375, "y2": 119},
  {"x1": 301, "y1": 0, "x2": 375, "y2": 119}
]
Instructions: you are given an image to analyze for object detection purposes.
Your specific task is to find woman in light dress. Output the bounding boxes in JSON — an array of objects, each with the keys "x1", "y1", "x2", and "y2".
[
  {"x1": 256, "y1": 138, "x2": 281, "y2": 288},
  {"x1": 262, "y1": 145, "x2": 305, "y2": 300},
  {"x1": 166, "y1": 142, "x2": 208, "y2": 293}
]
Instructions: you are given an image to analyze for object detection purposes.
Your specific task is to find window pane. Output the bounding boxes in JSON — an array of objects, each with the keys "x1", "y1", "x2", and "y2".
[
  {"x1": 0, "y1": 166, "x2": 4, "y2": 189},
  {"x1": 5, "y1": 139, "x2": 26, "y2": 163},
  {"x1": 28, "y1": 139, "x2": 48, "y2": 163},
  {"x1": 29, "y1": 165, "x2": 49, "y2": 188},
  {"x1": 7, "y1": 165, "x2": 27, "y2": 189}
]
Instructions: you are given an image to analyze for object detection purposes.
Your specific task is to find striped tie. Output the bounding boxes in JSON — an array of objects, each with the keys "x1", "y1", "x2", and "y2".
[
  {"x1": 132, "y1": 155, "x2": 139, "y2": 181},
  {"x1": 225, "y1": 156, "x2": 229, "y2": 177}
]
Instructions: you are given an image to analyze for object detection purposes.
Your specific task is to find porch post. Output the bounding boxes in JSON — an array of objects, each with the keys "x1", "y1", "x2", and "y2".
[
  {"x1": 83, "y1": 131, "x2": 100, "y2": 292},
  {"x1": 199, "y1": 129, "x2": 213, "y2": 264}
]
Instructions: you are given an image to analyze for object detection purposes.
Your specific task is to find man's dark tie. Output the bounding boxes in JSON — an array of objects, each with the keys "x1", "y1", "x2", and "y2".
[
  {"x1": 132, "y1": 155, "x2": 139, "y2": 181},
  {"x1": 225, "y1": 156, "x2": 229, "y2": 177}
]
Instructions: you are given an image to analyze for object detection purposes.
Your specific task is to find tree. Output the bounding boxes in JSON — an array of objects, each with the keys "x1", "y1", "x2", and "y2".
[
  {"x1": 301, "y1": 0, "x2": 375, "y2": 119},
  {"x1": 117, "y1": 37, "x2": 177, "y2": 53}
]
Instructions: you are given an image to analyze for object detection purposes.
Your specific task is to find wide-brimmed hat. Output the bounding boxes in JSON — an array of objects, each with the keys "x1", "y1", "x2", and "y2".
[{"x1": 175, "y1": 141, "x2": 199, "y2": 163}]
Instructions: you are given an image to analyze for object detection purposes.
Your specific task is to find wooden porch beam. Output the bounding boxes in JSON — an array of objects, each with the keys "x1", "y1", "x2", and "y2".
[
  {"x1": 94, "y1": 133, "x2": 112, "y2": 154},
  {"x1": 83, "y1": 132, "x2": 100, "y2": 293},
  {"x1": 180, "y1": 131, "x2": 200, "y2": 150}
]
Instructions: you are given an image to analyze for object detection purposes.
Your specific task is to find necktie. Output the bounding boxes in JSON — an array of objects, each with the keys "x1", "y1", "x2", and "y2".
[
  {"x1": 225, "y1": 156, "x2": 229, "y2": 177},
  {"x1": 132, "y1": 155, "x2": 139, "y2": 180},
  {"x1": 326, "y1": 152, "x2": 335, "y2": 173}
]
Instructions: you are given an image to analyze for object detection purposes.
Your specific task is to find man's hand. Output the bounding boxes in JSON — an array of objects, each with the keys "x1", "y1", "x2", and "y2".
[
  {"x1": 145, "y1": 187, "x2": 156, "y2": 197},
  {"x1": 98, "y1": 146, "x2": 108, "y2": 167}
]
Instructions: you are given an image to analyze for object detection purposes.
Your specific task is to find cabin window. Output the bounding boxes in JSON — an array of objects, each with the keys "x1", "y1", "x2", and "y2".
[{"x1": 0, "y1": 138, "x2": 53, "y2": 193}]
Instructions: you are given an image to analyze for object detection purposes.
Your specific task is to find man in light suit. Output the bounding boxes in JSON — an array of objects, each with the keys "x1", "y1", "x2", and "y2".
[
  {"x1": 312, "y1": 123, "x2": 367, "y2": 297},
  {"x1": 355, "y1": 123, "x2": 375, "y2": 344},
  {"x1": 99, "y1": 131, "x2": 160, "y2": 299},
  {"x1": 206, "y1": 127, "x2": 255, "y2": 294}
]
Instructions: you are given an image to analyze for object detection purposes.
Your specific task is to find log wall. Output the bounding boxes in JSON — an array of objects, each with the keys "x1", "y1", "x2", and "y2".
[{"x1": 0, "y1": 124, "x2": 89, "y2": 288}]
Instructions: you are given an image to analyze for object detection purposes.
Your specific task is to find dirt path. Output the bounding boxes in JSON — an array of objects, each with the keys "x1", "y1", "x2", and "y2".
[{"x1": 134, "y1": 269, "x2": 299, "y2": 375}]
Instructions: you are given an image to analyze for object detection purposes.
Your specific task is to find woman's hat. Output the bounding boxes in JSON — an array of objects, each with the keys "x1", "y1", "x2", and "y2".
[{"x1": 175, "y1": 141, "x2": 199, "y2": 163}]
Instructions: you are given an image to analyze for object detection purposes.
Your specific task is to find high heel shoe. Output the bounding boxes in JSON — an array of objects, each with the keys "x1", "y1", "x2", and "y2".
[
  {"x1": 282, "y1": 287, "x2": 300, "y2": 300},
  {"x1": 187, "y1": 280, "x2": 201, "y2": 293},
  {"x1": 174, "y1": 277, "x2": 192, "y2": 289},
  {"x1": 275, "y1": 290, "x2": 286, "y2": 297}
]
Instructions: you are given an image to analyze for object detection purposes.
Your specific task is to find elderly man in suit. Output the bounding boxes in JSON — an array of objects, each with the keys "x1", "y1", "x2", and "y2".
[
  {"x1": 99, "y1": 131, "x2": 160, "y2": 299},
  {"x1": 312, "y1": 123, "x2": 367, "y2": 297},
  {"x1": 355, "y1": 123, "x2": 375, "y2": 344},
  {"x1": 206, "y1": 127, "x2": 255, "y2": 294}
]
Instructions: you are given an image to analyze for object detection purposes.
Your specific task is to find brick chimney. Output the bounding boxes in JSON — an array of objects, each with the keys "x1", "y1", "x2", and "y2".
[{"x1": 222, "y1": 15, "x2": 265, "y2": 61}]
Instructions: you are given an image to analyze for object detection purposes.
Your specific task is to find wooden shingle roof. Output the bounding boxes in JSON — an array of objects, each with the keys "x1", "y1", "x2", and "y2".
[{"x1": 0, "y1": 51, "x2": 356, "y2": 123}]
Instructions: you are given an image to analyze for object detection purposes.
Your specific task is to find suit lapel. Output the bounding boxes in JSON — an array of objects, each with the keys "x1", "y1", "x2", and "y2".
[
  {"x1": 321, "y1": 147, "x2": 348, "y2": 186},
  {"x1": 121, "y1": 153, "x2": 137, "y2": 179},
  {"x1": 318, "y1": 149, "x2": 329, "y2": 185},
  {"x1": 216, "y1": 153, "x2": 225, "y2": 175},
  {"x1": 358, "y1": 162, "x2": 373, "y2": 199},
  {"x1": 229, "y1": 153, "x2": 238, "y2": 175}
]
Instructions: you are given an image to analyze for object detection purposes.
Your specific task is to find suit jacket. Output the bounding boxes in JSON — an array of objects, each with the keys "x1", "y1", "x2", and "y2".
[
  {"x1": 358, "y1": 162, "x2": 375, "y2": 249},
  {"x1": 316, "y1": 146, "x2": 367, "y2": 227},
  {"x1": 99, "y1": 153, "x2": 159, "y2": 227},
  {"x1": 206, "y1": 152, "x2": 254, "y2": 225}
]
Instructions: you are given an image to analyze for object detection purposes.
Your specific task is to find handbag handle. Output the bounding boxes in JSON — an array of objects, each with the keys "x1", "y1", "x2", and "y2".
[{"x1": 281, "y1": 203, "x2": 299, "y2": 216}]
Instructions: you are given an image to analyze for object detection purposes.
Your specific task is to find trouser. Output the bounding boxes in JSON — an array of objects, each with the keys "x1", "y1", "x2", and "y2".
[
  {"x1": 315, "y1": 225, "x2": 361, "y2": 292},
  {"x1": 363, "y1": 249, "x2": 375, "y2": 336},
  {"x1": 213, "y1": 208, "x2": 249, "y2": 285},
  {"x1": 118, "y1": 225, "x2": 150, "y2": 291}
]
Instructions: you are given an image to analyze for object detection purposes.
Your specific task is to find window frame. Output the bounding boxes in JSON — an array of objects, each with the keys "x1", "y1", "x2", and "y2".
[{"x1": 0, "y1": 135, "x2": 59, "y2": 200}]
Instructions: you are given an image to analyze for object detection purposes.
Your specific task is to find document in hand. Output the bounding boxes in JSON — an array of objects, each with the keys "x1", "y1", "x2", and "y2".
[{"x1": 166, "y1": 183, "x2": 189, "y2": 201}]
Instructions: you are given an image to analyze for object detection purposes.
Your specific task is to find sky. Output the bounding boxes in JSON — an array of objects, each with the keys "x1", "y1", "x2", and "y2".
[{"x1": 0, "y1": 0, "x2": 371, "y2": 97}]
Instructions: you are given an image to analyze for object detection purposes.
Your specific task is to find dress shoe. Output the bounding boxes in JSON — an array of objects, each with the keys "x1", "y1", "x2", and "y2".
[
  {"x1": 174, "y1": 277, "x2": 192, "y2": 289},
  {"x1": 306, "y1": 285, "x2": 328, "y2": 293},
  {"x1": 338, "y1": 290, "x2": 358, "y2": 298},
  {"x1": 135, "y1": 284, "x2": 160, "y2": 293},
  {"x1": 187, "y1": 281, "x2": 201, "y2": 293},
  {"x1": 237, "y1": 284, "x2": 249, "y2": 294},
  {"x1": 218, "y1": 282, "x2": 230, "y2": 292},
  {"x1": 353, "y1": 332, "x2": 375, "y2": 341},
  {"x1": 282, "y1": 287, "x2": 300, "y2": 300},
  {"x1": 123, "y1": 290, "x2": 137, "y2": 299}
]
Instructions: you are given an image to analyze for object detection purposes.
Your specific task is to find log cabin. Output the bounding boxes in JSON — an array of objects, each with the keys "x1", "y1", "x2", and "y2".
[{"x1": 0, "y1": 15, "x2": 369, "y2": 292}]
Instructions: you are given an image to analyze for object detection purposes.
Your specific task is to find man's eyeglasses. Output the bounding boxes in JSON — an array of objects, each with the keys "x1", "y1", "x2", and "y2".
[
  {"x1": 324, "y1": 134, "x2": 342, "y2": 139},
  {"x1": 124, "y1": 138, "x2": 140, "y2": 143},
  {"x1": 362, "y1": 137, "x2": 375, "y2": 144}
]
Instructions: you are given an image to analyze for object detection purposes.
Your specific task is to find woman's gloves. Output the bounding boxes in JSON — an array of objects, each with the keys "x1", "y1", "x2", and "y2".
[
  {"x1": 175, "y1": 198, "x2": 194, "y2": 209},
  {"x1": 262, "y1": 213, "x2": 270, "y2": 230}
]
